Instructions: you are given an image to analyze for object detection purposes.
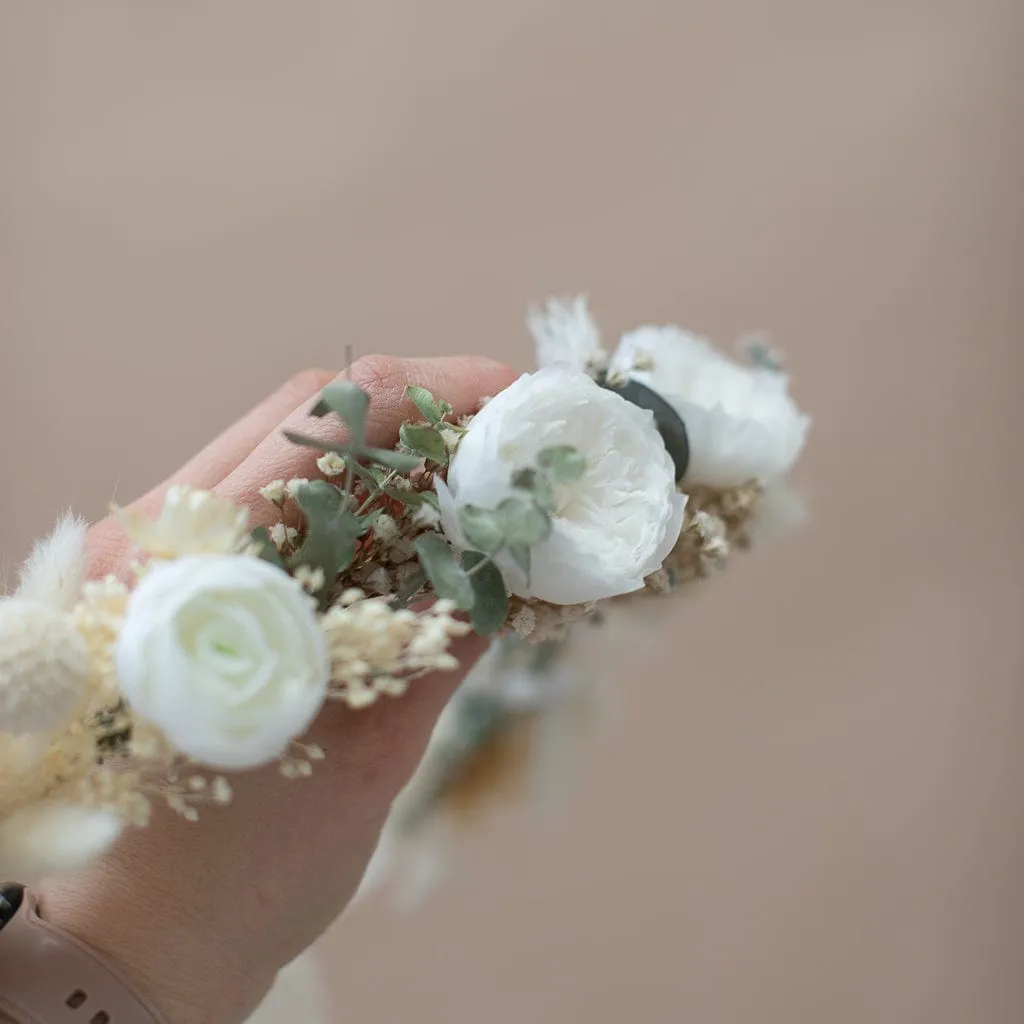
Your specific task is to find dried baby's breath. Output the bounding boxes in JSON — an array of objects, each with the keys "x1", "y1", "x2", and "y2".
[
  {"x1": 259, "y1": 479, "x2": 287, "y2": 506},
  {"x1": 316, "y1": 452, "x2": 347, "y2": 478},
  {"x1": 322, "y1": 596, "x2": 469, "y2": 709}
]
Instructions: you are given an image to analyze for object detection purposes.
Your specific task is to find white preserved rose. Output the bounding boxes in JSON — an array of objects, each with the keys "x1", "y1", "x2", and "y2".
[
  {"x1": 437, "y1": 366, "x2": 686, "y2": 605},
  {"x1": 529, "y1": 297, "x2": 810, "y2": 489},
  {"x1": 608, "y1": 326, "x2": 810, "y2": 487},
  {"x1": 116, "y1": 555, "x2": 330, "y2": 769}
]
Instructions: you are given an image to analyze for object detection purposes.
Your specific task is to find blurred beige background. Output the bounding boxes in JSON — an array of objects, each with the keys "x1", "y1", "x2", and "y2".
[{"x1": 2, "y1": 2, "x2": 1022, "y2": 1022}]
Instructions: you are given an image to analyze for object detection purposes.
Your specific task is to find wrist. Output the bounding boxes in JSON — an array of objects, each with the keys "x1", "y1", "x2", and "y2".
[{"x1": 35, "y1": 869, "x2": 271, "y2": 1024}]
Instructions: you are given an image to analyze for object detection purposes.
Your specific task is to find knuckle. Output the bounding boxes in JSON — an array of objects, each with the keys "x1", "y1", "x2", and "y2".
[
  {"x1": 348, "y1": 354, "x2": 407, "y2": 398},
  {"x1": 283, "y1": 368, "x2": 336, "y2": 403}
]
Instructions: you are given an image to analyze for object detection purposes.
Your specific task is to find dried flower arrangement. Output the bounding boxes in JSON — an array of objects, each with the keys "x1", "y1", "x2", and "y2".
[{"x1": 0, "y1": 297, "x2": 809, "y2": 888}]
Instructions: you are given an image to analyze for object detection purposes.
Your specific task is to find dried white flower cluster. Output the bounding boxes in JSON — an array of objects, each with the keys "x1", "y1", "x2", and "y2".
[
  {"x1": 322, "y1": 594, "x2": 470, "y2": 709},
  {"x1": 0, "y1": 297, "x2": 810, "y2": 889}
]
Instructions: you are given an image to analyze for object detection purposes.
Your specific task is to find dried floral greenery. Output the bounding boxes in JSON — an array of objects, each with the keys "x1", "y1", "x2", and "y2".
[{"x1": 0, "y1": 375, "x2": 763, "y2": 858}]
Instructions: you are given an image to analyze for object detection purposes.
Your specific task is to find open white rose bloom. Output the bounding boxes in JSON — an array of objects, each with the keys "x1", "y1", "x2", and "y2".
[
  {"x1": 437, "y1": 366, "x2": 687, "y2": 605},
  {"x1": 0, "y1": 298, "x2": 810, "y2": 1009}
]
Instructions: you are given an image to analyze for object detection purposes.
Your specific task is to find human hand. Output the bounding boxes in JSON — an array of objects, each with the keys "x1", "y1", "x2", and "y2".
[{"x1": 37, "y1": 355, "x2": 518, "y2": 1024}]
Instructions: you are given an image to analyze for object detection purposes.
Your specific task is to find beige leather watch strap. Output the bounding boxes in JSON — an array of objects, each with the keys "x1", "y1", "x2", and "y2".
[{"x1": 0, "y1": 885, "x2": 167, "y2": 1024}]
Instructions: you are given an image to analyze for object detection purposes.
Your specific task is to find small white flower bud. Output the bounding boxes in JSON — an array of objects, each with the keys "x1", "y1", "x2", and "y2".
[
  {"x1": 259, "y1": 480, "x2": 287, "y2": 505},
  {"x1": 317, "y1": 452, "x2": 347, "y2": 478}
]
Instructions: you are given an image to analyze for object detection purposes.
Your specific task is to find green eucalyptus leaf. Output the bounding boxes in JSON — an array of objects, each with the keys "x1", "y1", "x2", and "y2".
[
  {"x1": 289, "y1": 480, "x2": 362, "y2": 585},
  {"x1": 359, "y1": 508, "x2": 384, "y2": 534},
  {"x1": 310, "y1": 381, "x2": 370, "y2": 444},
  {"x1": 360, "y1": 447, "x2": 423, "y2": 473},
  {"x1": 496, "y1": 496, "x2": 552, "y2": 546},
  {"x1": 537, "y1": 445, "x2": 587, "y2": 484},
  {"x1": 250, "y1": 526, "x2": 286, "y2": 570},
  {"x1": 507, "y1": 542, "x2": 531, "y2": 583},
  {"x1": 342, "y1": 454, "x2": 380, "y2": 491},
  {"x1": 399, "y1": 423, "x2": 448, "y2": 466},
  {"x1": 405, "y1": 385, "x2": 443, "y2": 424},
  {"x1": 415, "y1": 533, "x2": 475, "y2": 609},
  {"x1": 390, "y1": 567, "x2": 428, "y2": 609},
  {"x1": 381, "y1": 486, "x2": 432, "y2": 507},
  {"x1": 458, "y1": 506, "x2": 505, "y2": 554},
  {"x1": 282, "y1": 431, "x2": 354, "y2": 458},
  {"x1": 461, "y1": 552, "x2": 509, "y2": 635}
]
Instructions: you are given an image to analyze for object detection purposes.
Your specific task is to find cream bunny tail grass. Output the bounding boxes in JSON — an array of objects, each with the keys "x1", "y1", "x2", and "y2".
[
  {"x1": 0, "y1": 800, "x2": 122, "y2": 884},
  {"x1": 14, "y1": 513, "x2": 89, "y2": 611}
]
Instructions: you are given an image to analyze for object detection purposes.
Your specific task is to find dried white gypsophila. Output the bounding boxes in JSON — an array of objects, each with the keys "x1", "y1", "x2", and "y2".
[{"x1": 321, "y1": 595, "x2": 470, "y2": 709}]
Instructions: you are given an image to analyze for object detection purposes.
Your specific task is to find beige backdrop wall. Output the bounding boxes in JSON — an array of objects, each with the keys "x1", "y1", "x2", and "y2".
[{"x1": 2, "y1": 3, "x2": 1022, "y2": 1022}]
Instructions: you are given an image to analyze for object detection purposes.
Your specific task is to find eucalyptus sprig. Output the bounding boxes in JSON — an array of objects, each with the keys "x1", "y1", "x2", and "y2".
[
  {"x1": 259, "y1": 379, "x2": 587, "y2": 636},
  {"x1": 412, "y1": 441, "x2": 587, "y2": 635}
]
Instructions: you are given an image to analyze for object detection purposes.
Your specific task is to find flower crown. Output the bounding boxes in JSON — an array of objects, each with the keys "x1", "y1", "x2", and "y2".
[{"x1": 0, "y1": 298, "x2": 810, "y2": 885}]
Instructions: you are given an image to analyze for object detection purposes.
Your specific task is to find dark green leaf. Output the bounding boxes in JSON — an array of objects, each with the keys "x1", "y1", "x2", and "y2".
[
  {"x1": 458, "y1": 505, "x2": 505, "y2": 553},
  {"x1": 507, "y1": 542, "x2": 531, "y2": 582},
  {"x1": 510, "y1": 466, "x2": 556, "y2": 512},
  {"x1": 310, "y1": 381, "x2": 370, "y2": 444},
  {"x1": 538, "y1": 445, "x2": 587, "y2": 484},
  {"x1": 461, "y1": 552, "x2": 509, "y2": 634},
  {"x1": 414, "y1": 533, "x2": 474, "y2": 609},
  {"x1": 405, "y1": 385, "x2": 442, "y2": 424},
  {"x1": 288, "y1": 481, "x2": 362, "y2": 587},
  {"x1": 250, "y1": 526, "x2": 286, "y2": 570},
  {"x1": 510, "y1": 467, "x2": 538, "y2": 490},
  {"x1": 360, "y1": 446, "x2": 423, "y2": 473},
  {"x1": 496, "y1": 496, "x2": 552, "y2": 546},
  {"x1": 599, "y1": 376, "x2": 690, "y2": 482},
  {"x1": 399, "y1": 423, "x2": 448, "y2": 466}
]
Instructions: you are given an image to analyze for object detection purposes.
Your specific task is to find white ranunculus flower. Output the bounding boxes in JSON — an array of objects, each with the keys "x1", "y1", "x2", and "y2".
[
  {"x1": 436, "y1": 366, "x2": 686, "y2": 605},
  {"x1": 116, "y1": 555, "x2": 330, "y2": 770},
  {"x1": 608, "y1": 325, "x2": 810, "y2": 487}
]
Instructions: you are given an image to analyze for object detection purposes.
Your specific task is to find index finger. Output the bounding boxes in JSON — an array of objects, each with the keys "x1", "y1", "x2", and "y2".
[{"x1": 216, "y1": 354, "x2": 517, "y2": 528}]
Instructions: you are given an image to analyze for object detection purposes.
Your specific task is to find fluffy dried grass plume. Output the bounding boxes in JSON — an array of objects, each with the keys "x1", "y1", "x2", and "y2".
[
  {"x1": 14, "y1": 513, "x2": 89, "y2": 610},
  {"x1": 0, "y1": 598, "x2": 91, "y2": 734}
]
